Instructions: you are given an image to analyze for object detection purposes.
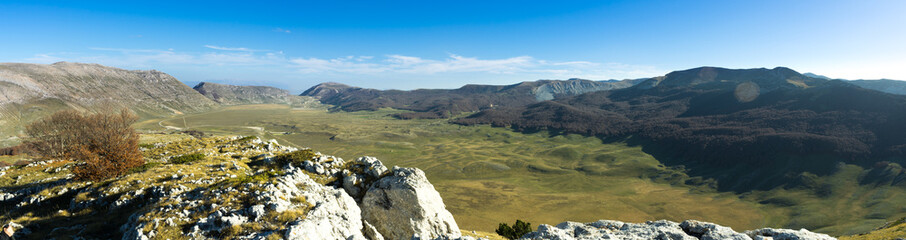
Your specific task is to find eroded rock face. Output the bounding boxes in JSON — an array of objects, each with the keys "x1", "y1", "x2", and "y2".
[
  {"x1": 361, "y1": 167, "x2": 461, "y2": 240},
  {"x1": 520, "y1": 220, "x2": 836, "y2": 240}
]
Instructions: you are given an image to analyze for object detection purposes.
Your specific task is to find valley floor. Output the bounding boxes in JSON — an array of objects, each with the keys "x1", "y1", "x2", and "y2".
[{"x1": 134, "y1": 104, "x2": 906, "y2": 236}]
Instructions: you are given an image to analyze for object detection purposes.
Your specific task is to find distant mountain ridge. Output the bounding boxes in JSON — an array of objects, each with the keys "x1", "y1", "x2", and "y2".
[
  {"x1": 0, "y1": 62, "x2": 218, "y2": 146},
  {"x1": 801, "y1": 72, "x2": 906, "y2": 95},
  {"x1": 301, "y1": 78, "x2": 644, "y2": 119},
  {"x1": 0, "y1": 62, "x2": 217, "y2": 114},
  {"x1": 849, "y1": 79, "x2": 906, "y2": 95},
  {"x1": 193, "y1": 82, "x2": 321, "y2": 107},
  {"x1": 456, "y1": 66, "x2": 906, "y2": 192}
]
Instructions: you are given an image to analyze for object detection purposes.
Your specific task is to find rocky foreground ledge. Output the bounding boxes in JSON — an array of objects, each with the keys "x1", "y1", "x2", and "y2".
[
  {"x1": 0, "y1": 135, "x2": 837, "y2": 239},
  {"x1": 522, "y1": 219, "x2": 835, "y2": 240}
]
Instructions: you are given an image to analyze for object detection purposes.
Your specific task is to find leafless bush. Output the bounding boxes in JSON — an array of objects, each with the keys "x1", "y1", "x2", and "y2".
[{"x1": 23, "y1": 109, "x2": 144, "y2": 181}]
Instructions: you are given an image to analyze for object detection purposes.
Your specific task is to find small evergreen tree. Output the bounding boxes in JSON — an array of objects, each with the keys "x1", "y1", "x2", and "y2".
[{"x1": 496, "y1": 219, "x2": 532, "y2": 239}]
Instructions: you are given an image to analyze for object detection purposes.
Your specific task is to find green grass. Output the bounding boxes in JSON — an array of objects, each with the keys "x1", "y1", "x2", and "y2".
[
  {"x1": 169, "y1": 153, "x2": 205, "y2": 164},
  {"x1": 134, "y1": 104, "x2": 906, "y2": 236}
]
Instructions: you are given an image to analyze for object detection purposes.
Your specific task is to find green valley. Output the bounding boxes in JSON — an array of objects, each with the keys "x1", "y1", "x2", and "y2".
[{"x1": 135, "y1": 104, "x2": 906, "y2": 236}]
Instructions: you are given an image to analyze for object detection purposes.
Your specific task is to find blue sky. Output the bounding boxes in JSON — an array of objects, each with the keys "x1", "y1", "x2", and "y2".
[{"x1": 1, "y1": 1, "x2": 904, "y2": 92}]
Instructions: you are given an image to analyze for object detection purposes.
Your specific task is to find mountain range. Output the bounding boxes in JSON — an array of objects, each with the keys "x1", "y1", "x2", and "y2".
[
  {"x1": 0, "y1": 62, "x2": 317, "y2": 146},
  {"x1": 455, "y1": 67, "x2": 906, "y2": 191},
  {"x1": 299, "y1": 66, "x2": 906, "y2": 192},
  {"x1": 0, "y1": 62, "x2": 218, "y2": 146},
  {"x1": 4, "y1": 62, "x2": 906, "y2": 188},
  {"x1": 301, "y1": 78, "x2": 644, "y2": 119}
]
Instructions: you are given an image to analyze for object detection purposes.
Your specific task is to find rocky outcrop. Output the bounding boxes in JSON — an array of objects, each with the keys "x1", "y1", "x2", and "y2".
[
  {"x1": 745, "y1": 228, "x2": 838, "y2": 240},
  {"x1": 519, "y1": 219, "x2": 836, "y2": 240},
  {"x1": 283, "y1": 169, "x2": 366, "y2": 240},
  {"x1": 361, "y1": 167, "x2": 461, "y2": 240},
  {"x1": 531, "y1": 78, "x2": 643, "y2": 101}
]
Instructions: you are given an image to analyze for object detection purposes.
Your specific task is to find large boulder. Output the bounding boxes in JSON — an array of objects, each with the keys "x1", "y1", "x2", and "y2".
[
  {"x1": 283, "y1": 169, "x2": 367, "y2": 240},
  {"x1": 680, "y1": 220, "x2": 751, "y2": 240},
  {"x1": 361, "y1": 166, "x2": 461, "y2": 240}
]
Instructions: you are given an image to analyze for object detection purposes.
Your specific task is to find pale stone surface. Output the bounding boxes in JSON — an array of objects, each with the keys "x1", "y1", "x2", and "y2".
[
  {"x1": 361, "y1": 167, "x2": 461, "y2": 240},
  {"x1": 745, "y1": 228, "x2": 837, "y2": 240},
  {"x1": 680, "y1": 220, "x2": 752, "y2": 240},
  {"x1": 283, "y1": 169, "x2": 366, "y2": 240},
  {"x1": 520, "y1": 220, "x2": 835, "y2": 240}
]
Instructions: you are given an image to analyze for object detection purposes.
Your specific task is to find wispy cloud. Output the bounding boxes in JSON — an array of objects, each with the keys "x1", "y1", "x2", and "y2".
[
  {"x1": 273, "y1": 28, "x2": 291, "y2": 34},
  {"x1": 25, "y1": 54, "x2": 66, "y2": 64},
  {"x1": 286, "y1": 54, "x2": 657, "y2": 79},
  {"x1": 89, "y1": 47, "x2": 168, "y2": 53},
  {"x1": 203, "y1": 45, "x2": 267, "y2": 52},
  {"x1": 21, "y1": 48, "x2": 662, "y2": 89}
]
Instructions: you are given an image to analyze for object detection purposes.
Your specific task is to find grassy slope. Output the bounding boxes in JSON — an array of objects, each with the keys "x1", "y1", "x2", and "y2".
[
  {"x1": 840, "y1": 218, "x2": 906, "y2": 240},
  {"x1": 136, "y1": 104, "x2": 906, "y2": 235}
]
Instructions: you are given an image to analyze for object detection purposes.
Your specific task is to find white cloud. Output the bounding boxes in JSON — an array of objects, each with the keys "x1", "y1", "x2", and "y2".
[
  {"x1": 273, "y1": 28, "x2": 291, "y2": 34},
  {"x1": 21, "y1": 48, "x2": 663, "y2": 88},
  {"x1": 203, "y1": 45, "x2": 266, "y2": 52},
  {"x1": 286, "y1": 54, "x2": 660, "y2": 79},
  {"x1": 25, "y1": 54, "x2": 65, "y2": 64}
]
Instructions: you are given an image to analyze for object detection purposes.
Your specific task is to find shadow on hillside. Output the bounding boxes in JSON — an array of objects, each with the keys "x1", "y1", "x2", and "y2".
[
  {"x1": 1, "y1": 181, "x2": 158, "y2": 239},
  {"x1": 605, "y1": 136, "x2": 844, "y2": 193}
]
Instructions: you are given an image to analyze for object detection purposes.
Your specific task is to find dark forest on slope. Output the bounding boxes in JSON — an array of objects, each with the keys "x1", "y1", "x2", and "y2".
[{"x1": 455, "y1": 67, "x2": 906, "y2": 192}]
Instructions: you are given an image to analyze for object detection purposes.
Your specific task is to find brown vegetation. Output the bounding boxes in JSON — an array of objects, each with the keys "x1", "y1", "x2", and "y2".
[
  {"x1": 23, "y1": 109, "x2": 144, "y2": 181},
  {"x1": 0, "y1": 145, "x2": 21, "y2": 156}
]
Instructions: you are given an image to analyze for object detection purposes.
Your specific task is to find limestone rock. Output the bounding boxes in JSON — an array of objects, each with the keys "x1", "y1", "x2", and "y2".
[
  {"x1": 361, "y1": 167, "x2": 460, "y2": 240},
  {"x1": 680, "y1": 220, "x2": 751, "y2": 240},
  {"x1": 285, "y1": 169, "x2": 366, "y2": 240},
  {"x1": 363, "y1": 220, "x2": 385, "y2": 240},
  {"x1": 356, "y1": 156, "x2": 388, "y2": 178},
  {"x1": 745, "y1": 228, "x2": 836, "y2": 240},
  {"x1": 519, "y1": 220, "x2": 835, "y2": 240}
]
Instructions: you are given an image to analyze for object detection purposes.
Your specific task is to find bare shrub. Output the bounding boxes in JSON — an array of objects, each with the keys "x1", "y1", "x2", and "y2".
[
  {"x1": 0, "y1": 145, "x2": 21, "y2": 156},
  {"x1": 23, "y1": 109, "x2": 144, "y2": 181}
]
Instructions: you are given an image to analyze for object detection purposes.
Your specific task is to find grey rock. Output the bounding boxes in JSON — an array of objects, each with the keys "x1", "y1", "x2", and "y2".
[
  {"x1": 356, "y1": 156, "x2": 388, "y2": 178},
  {"x1": 364, "y1": 220, "x2": 385, "y2": 240},
  {"x1": 248, "y1": 204, "x2": 266, "y2": 221},
  {"x1": 519, "y1": 220, "x2": 835, "y2": 240},
  {"x1": 343, "y1": 174, "x2": 363, "y2": 197},
  {"x1": 361, "y1": 167, "x2": 460, "y2": 240},
  {"x1": 680, "y1": 220, "x2": 751, "y2": 240},
  {"x1": 284, "y1": 169, "x2": 366, "y2": 240},
  {"x1": 745, "y1": 228, "x2": 836, "y2": 240}
]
